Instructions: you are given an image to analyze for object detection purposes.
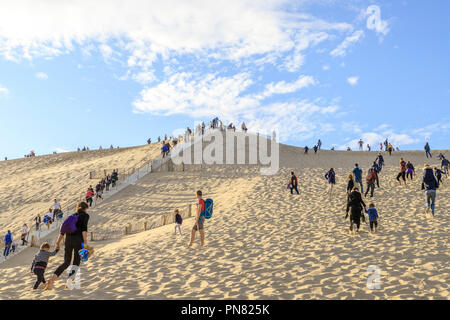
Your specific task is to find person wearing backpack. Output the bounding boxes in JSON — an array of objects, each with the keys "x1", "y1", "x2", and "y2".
[
  {"x1": 85, "y1": 188, "x2": 94, "y2": 207},
  {"x1": 324, "y1": 168, "x2": 336, "y2": 196},
  {"x1": 365, "y1": 168, "x2": 377, "y2": 198},
  {"x1": 422, "y1": 164, "x2": 439, "y2": 216},
  {"x1": 289, "y1": 171, "x2": 299, "y2": 195},
  {"x1": 45, "y1": 201, "x2": 90, "y2": 290},
  {"x1": 188, "y1": 191, "x2": 206, "y2": 247},
  {"x1": 174, "y1": 209, "x2": 182, "y2": 235}
]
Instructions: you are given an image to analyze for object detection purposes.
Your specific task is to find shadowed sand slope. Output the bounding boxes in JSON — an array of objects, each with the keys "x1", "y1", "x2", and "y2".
[
  {"x1": 0, "y1": 142, "x2": 448, "y2": 299},
  {"x1": 0, "y1": 144, "x2": 161, "y2": 237}
]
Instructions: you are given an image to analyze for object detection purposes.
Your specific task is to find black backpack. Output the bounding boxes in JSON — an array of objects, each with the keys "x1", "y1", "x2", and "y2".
[{"x1": 175, "y1": 213, "x2": 183, "y2": 225}]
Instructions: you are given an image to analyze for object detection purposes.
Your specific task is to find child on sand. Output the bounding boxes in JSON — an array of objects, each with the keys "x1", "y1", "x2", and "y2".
[
  {"x1": 365, "y1": 203, "x2": 379, "y2": 233},
  {"x1": 30, "y1": 242, "x2": 59, "y2": 289},
  {"x1": 174, "y1": 209, "x2": 182, "y2": 235}
]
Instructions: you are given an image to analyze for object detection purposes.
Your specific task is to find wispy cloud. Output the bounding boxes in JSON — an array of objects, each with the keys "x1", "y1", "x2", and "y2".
[
  {"x1": 347, "y1": 76, "x2": 359, "y2": 86},
  {"x1": 35, "y1": 72, "x2": 48, "y2": 79},
  {"x1": 0, "y1": 84, "x2": 9, "y2": 96},
  {"x1": 330, "y1": 30, "x2": 364, "y2": 57}
]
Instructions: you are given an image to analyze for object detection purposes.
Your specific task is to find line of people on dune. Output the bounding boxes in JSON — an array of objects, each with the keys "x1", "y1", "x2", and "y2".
[
  {"x1": 289, "y1": 150, "x2": 447, "y2": 235},
  {"x1": 85, "y1": 169, "x2": 119, "y2": 207},
  {"x1": 2, "y1": 170, "x2": 119, "y2": 260}
]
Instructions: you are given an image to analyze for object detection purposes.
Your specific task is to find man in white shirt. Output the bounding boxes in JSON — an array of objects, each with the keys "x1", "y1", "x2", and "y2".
[{"x1": 53, "y1": 199, "x2": 62, "y2": 218}]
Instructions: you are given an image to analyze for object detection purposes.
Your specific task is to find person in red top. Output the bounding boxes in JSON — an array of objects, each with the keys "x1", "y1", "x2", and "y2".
[
  {"x1": 188, "y1": 190, "x2": 205, "y2": 247},
  {"x1": 365, "y1": 169, "x2": 377, "y2": 198},
  {"x1": 396, "y1": 158, "x2": 407, "y2": 185},
  {"x1": 85, "y1": 189, "x2": 94, "y2": 207}
]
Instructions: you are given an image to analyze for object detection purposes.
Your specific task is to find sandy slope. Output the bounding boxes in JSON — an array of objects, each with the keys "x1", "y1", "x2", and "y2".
[
  {"x1": 0, "y1": 144, "x2": 161, "y2": 239},
  {"x1": 0, "y1": 137, "x2": 448, "y2": 299}
]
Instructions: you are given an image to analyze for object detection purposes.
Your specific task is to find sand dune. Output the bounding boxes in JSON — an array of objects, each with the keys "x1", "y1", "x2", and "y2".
[{"x1": 0, "y1": 135, "x2": 448, "y2": 299}]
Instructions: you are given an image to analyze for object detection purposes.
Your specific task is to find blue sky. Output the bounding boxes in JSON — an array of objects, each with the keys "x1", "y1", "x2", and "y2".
[{"x1": 0, "y1": 0, "x2": 449, "y2": 159}]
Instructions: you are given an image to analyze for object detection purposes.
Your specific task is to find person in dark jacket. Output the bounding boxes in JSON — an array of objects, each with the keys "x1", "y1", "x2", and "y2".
[
  {"x1": 345, "y1": 187, "x2": 366, "y2": 234},
  {"x1": 422, "y1": 164, "x2": 439, "y2": 216},
  {"x1": 45, "y1": 202, "x2": 90, "y2": 290},
  {"x1": 434, "y1": 167, "x2": 444, "y2": 185},
  {"x1": 325, "y1": 168, "x2": 336, "y2": 196},
  {"x1": 347, "y1": 174, "x2": 355, "y2": 196},
  {"x1": 376, "y1": 153, "x2": 385, "y2": 172},
  {"x1": 289, "y1": 171, "x2": 299, "y2": 195},
  {"x1": 424, "y1": 142, "x2": 432, "y2": 158}
]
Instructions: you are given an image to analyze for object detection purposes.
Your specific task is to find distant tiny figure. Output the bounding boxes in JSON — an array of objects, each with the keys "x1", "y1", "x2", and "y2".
[
  {"x1": 396, "y1": 158, "x2": 407, "y2": 185},
  {"x1": 367, "y1": 144, "x2": 371, "y2": 151},
  {"x1": 313, "y1": 145, "x2": 318, "y2": 154},
  {"x1": 21, "y1": 224, "x2": 29, "y2": 246},
  {"x1": 304, "y1": 146, "x2": 309, "y2": 154},
  {"x1": 3, "y1": 230, "x2": 13, "y2": 258},
  {"x1": 358, "y1": 139, "x2": 364, "y2": 151},
  {"x1": 434, "y1": 167, "x2": 444, "y2": 185},
  {"x1": 317, "y1": 139, "x2": 322, "y2": 150},
  {"x1": 424, "y1": 142, "x2": 432, "y2": 158}
]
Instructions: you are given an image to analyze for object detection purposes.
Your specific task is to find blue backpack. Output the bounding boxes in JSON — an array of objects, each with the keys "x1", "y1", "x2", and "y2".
[
  {"x1": 202, "y1": 199, "x2": 213, "y2": 219},
  {"x1": 60, "y1": 214, "x2": 79, "y2": 235}
]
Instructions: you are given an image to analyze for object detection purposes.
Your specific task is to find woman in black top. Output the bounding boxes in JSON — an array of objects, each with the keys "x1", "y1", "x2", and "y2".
[
  {"x1": 45, "y1": 202, "x2": 90, "y2": 290},
  {"x1": 346, "y1": 174, "x2": 355, "y2": 195}
]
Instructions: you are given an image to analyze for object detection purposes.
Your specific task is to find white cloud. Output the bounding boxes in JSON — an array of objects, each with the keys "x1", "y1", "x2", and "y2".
[
  {"x1": 347, "y1": 76, "x2": 359, "y2": 86},
  {"x1": 366, "y1": 5, "x2": 389, "y2": 37},
  {"x1": 132, "y1": 71, "x2": 157, "y2": 84},
  {"x1": 330, "y1": 30, "x2": 364, "y2": 57},
  {"x1": 261, "y1": 75, "x2": 317, "y2": 98},
  {"x1": 322, "y1": 65, "x2": 330, "y2": 71},
  {"x1": 0, "y1": 84, "x2": 9, "y2": 96},
  {"x1": 133, "y1": 71, "x2": 338, "y2": 141},
  {"x1": 35, "y1": 72, "x2": 48, "y2": 79}
]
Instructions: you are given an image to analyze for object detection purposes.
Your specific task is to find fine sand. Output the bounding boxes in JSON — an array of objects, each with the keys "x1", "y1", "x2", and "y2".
[{"x1": 0, "y1": 136, "x2": 448, "y2": 299}]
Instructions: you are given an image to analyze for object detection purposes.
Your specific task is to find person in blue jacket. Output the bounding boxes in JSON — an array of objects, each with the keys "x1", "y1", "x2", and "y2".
[
  {"x1": 422, "y1": 164, "x2": 439, "y2": 216},
  {"x1": 352, "y1": 163, "x2": 363, "y2": 193},
  {"x1": 365, "y1": 203, "x2": 379, "y2": 233},
  {"x1": 376, "y1": 152, "x2": 384, "y2": 172},
  {"x1": 3, "y1": 230, "x2": 13, "y2": 257}
]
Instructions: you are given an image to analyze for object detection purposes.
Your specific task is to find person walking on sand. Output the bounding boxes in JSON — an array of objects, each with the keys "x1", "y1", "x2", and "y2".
[
  {"x1": 367, "y1": 144, "x2": 371, "y2": 151},
  {"x1": 406, "y1": 161, "x2": 415, "y2": 180},
  {"x1": 35, "y1": 214, "x2": 41, "y2": 231},
  {"x1": 3, "y1": 230, "x2": 13, "y2": 257},
  {"x1": 422, "y1": 164, "x2": 439, "y2": 217},
  {"x1": 289, "y1": 171, "x2": 299, "y2": 195},
  {"x1": 345, "y1": 187, "x2": 366, "y2": 234},
  {"x1": 188, "y1": 191, "x2": 206, "y2": 247},
  {"x1": 376, "y1": 152, "x2": 385, "y2": 172},
  {"x1": 304, "y1": 146, "x2": 309, "y2": 154},
  {"x1": 352, "y1": 163, "x2": 364, "y2": 193},
  {"x1": 441, "y1": 157, "x2": 449, "y2": 176},
  {"x1": 365, "y1": 203, "x2": 379, "y2": 233},
  {"x1": 371, "y1": 161, "x2": 380, "y2": 188},
  {"x1": 45, "y1": 201, "x2": 90, "y2": 290},
  {"x1": 313, "y1": 145, "x2": 318, "y2": 154},
  {"x1": 30, "y1": 242, "x2": 59, "y2": 289},
  {"x1": 424, "y1": 142, "x2": 432, "y2": 158},
  {"x1": 387, "y1": 143, "x2": 394, "y2": 156},
  {"x1": 358, "y1": 139, "x2": 364, "y2": 151},
  {"x1": 174, "y1": 209, "x2": 182, "y2": 235},
  {"x1": 434, "y1": 167, "x2": 444, "y2": 185},
  {"x1": 317, "y1": 139, "x2": 322, "y2": 150},
  {"x1": 325, "y1": 168, "x2": 336, "y2": 196},
  {"x1": 21, "y1": 224, "x2": 29, "y2": 246},
  {"x1": 396, "y1": 158, "x2": 407, "y2": 186},
  {"x1": 346, "y1": 174, "x2": 355, "y2": 196},
  {"x1": 365, "y1": 168, "x2": 377, "y2": 198}
]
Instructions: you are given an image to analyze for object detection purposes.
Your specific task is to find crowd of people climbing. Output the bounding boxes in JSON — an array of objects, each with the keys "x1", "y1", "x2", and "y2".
[{"x1": 289, "y1": 140, "x2": 446, "y2": 235}]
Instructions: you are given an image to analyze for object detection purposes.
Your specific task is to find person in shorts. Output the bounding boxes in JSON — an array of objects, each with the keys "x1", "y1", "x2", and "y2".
[{"x1": 188, "y1": 190, "x2": 205, "y2": 247}]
